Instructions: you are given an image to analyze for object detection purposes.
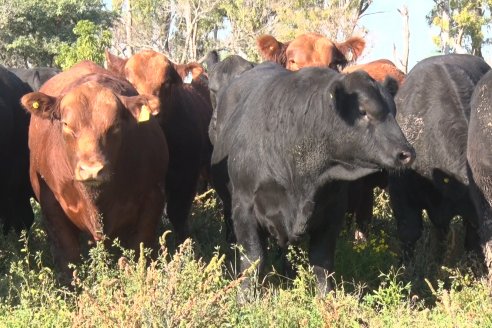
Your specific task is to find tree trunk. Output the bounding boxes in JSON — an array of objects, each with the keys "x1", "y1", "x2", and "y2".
[
  {"x1": 471, "y1": 3, "x2": 484, "y2": 58},
  {"x1": 125, "y1": 0, "x2": 133, "y2": 55},
  {"x1": 441, "y1": 2, "x2": 451, "y2": 54},
  {"x1": 399, "y1": 5, "x2": 409, "y2": 73}
]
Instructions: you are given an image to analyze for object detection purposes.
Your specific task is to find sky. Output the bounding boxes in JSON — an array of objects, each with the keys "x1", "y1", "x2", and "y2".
[
  {"x1": 359, "y1": 0, "x2": 492, "y2": 70},
  {"x1": 358, "y1": 0, "x2": 438, "y2": 70}
]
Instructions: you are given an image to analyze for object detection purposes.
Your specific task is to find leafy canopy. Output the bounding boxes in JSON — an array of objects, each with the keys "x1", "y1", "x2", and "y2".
[
  {"x1": 0, "y1": 0, "x2": 116, "y2": 67},
  {"x1": 55, "y1": 20, "x2": 112, "y2": 70}
]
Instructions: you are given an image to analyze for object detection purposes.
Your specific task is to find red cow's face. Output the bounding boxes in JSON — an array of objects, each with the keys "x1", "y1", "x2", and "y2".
[
  {"x1": 124, "y1": 50, "x2": 173, "y2": 97},
  {"x1": 286, "y1": 33, "x2": 366, "y2": 71},
  {"x1": 22, "y1": 82, "x2": 160, "y2": 186},
  {"x1": 105, "y1": 49, "x2": 205, "y2": 100},
  {"x1": 257, "y1": 33, "x2": 366, "y2": 72}
]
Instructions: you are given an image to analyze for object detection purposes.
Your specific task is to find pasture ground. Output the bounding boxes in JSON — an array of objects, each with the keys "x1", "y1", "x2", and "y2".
[{"x1": 0, "y1": 189, "x2": 491, "y2": 327}]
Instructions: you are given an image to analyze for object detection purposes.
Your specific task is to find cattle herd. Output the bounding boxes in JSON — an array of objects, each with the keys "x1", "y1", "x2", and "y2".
[{"x1": 1, "y1": 32, "x2": 492, "y2": 295}]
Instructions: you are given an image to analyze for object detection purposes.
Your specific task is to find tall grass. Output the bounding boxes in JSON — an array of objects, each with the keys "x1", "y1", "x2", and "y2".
[{"x1": 0, "y1": 190, "x2": 491, "y2": 327}]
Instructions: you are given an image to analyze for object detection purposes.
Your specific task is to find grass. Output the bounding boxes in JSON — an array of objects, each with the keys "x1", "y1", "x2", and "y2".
[{"x1": 0, "y1": 189, "x2": 491, "y2": 327}]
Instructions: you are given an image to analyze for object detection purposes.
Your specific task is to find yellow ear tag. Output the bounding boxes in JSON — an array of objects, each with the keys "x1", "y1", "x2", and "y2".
[
  {"x1": 32, "y1": 101, "x2": 39, "y2": 109},
  {"x1": 443, "y1": 178, "x2": 449, "y2": 184},
  {"x1": 138, "y1": 105, "x2": 150, "y2": 122}
]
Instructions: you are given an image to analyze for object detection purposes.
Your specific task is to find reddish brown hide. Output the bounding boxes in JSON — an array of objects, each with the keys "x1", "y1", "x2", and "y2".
[
  {"x1": 105, "y1": 49, "x2": 213, "y2": 244},
  {"x1": 23, "y1": 63, "x2": 168, "y2": 280},
  {"x1": 343, "y1": 59, "x2": 405, "y2": 85},
  {"x1": 257, "y1": 32, "x2": 366, "y2": 71}
]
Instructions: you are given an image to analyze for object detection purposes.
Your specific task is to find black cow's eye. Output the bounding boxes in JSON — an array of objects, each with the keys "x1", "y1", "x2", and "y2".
[{"x1": 360, "y1": 109, "x2": 367, "y2": 116}]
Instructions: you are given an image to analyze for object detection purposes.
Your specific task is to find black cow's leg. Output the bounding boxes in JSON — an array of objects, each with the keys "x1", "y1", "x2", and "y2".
[
  {"x1": 166, "y1": 168, "x2": 198, "y2": 245},
  {"x1": 309, "y1": 204, "x2": 345, "y2": 295},
  {"x1": 232, "y1": 197, "x2": 265, "y2": 294},
  {"x1": 354, "y1": 178, "x2": 375, "y2": 241},
  {"x1": 211, "y1": 159, "x2": 236, "y2": 243},
  {"x1": 389, "y1": 178, "x2": 423, "y2": 261},
  {"x1": 463, "y1": 214, "x2": 482, "y2": 255},
  {"x1": 426, "y1": 207, "x2": 450, "y2": 262},
  {"x1": 11, "y1": 193, "x2": 34, "y2": 233}
]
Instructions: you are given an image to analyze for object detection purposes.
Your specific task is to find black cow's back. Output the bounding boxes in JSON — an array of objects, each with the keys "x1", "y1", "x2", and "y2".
[
  {"x1": 467, "y1": 69, "x2": 492, "y2": 285},
  {"x1": 8, "y1": 67, "x2": 61, "y2": 91},
  {"x1": 390, "y1": 54, "x2": 490, "y2": 259}
]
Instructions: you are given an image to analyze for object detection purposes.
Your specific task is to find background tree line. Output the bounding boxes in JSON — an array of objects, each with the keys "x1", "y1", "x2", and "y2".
[{"x1": 0, "y1": 0, "x2": 490, "y2": 70}]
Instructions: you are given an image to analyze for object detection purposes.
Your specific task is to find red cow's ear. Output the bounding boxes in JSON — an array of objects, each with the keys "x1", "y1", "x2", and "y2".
[
  {"x1": 257, "y1": 34, "x2": 284, "y2": 61},
  {"x1": 21, "y1": 92, "x2": 59, "y2": 120},
  {"x1": 105, "y1": 49, "x2": 128, "y2": 79},
  {"x1": 174, "y1": 62, "x2": 205, "y2": 82},
  {"x1": 336, "y1": 36, "x2": 366, "y2": 62},
  {"x1": 120, "y1": 94, "x2": 160, "y2": 123}
]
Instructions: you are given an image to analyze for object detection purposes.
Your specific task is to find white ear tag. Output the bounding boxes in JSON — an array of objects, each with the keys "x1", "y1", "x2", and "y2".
[
  {"x1": 138, "y1": 105, "x2": 150, "y2": 123},
  {"x1": 183, "y1": 71, "x2": 193, "y2": 84}
]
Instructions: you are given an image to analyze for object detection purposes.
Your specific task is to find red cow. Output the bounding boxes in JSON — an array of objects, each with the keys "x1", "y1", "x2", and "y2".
[
  {"x1": 105, "y1": 50, "x2": 213, "y2": 244},
  {"x1": 257, "y1": 32, "x2": 366, "y2": 71},
  {"x1": 105, "y1": 50, "x2": 211, "y2": 106},
  {"x1": 22, "y1": 64, "x2": 168, "y2": 280},
  {"x1": 343, "y1": 59, "x2": 405, "y2": 85}
]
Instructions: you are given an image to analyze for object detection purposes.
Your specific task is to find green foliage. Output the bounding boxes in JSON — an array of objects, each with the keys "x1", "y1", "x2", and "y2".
[
  {"x1": 0, "y1": 0, "x2": 116, "y2": 67},
  {"x1": 0, "y1": 194, "x2": 491, "y2": 326},
  {"x1": 55, "y1": 20, "x2": 112, "y2": 70},
  {"x1": 364, "y1": 267, "x2": 412, "y2": 311},
  {"x1": 271, "y1": 0, "x2": 370, "y2": 42},
  {"x1": 427, "y1": 0, "x2": 492, "y2": 56}
]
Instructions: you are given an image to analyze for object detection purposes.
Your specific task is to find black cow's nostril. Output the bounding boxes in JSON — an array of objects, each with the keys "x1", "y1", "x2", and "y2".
[{"x1": 397, "y1": 150, "x2": 413, "y2": 166}]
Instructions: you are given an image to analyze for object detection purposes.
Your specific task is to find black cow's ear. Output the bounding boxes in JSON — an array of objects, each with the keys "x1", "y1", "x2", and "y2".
[
  {"x1": 331, "y1": 80, "x2": 357, "y2": 125},
  {"x1": 32, "y1": 71, "x2": 41, "y2": 91},
  {"x1": 120, "y1": 94, "x2": 160, "y2": 123},
  {"x1": 382, "y1": 76, "x2": 399, "y2": 98},
  {"x1": 21, "y1": 92, "x2": 58, "y2": 119}
]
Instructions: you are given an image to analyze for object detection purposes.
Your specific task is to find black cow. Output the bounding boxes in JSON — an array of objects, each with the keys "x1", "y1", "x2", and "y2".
[
  {"x1": 0, "y1": 65, "x2": 34, "y2": 233},
  {"x1": 207, "y1": 55, "x2": 257, "y2": 243},
  {"x1": 208, "y1": 55, "x2": 256, "y2": 123},
  {"x1": 389, "y1": 54, "x2": 490, "y2": 261},
  {"x1": 8, "y1": 67, "x2": 61, "y2": 91},
  {"x1": 211, "y1": 62, "x2": 414, "y2": 293},
  {"x1": 202, "y1": 50, "x2": 220, "y2": 72},
  {"x1": 467, "y1": 69, "x2": 492, "y2": 286}
]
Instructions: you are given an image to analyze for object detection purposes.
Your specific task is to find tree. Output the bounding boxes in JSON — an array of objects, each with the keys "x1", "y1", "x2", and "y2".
[
  {"x1": 427, "y1": 0, "x2": 492, "y2": 57},
  {"x1": 394, "y1": 5, "x2": 410, "y2": 73},
  {"x1": 55, "y1": 20, "x2": 112, "y2": 70},
  {"x1": 0, "y1": 0, "x2": 116, "y2": 68},
  {"x1": 219, "y1": 0, "x2": 275, "y2": 61},
  {"x1": 111, "y1": 0, "x2": 173, "y2": 56},
  {"x1": 218, "y1": 0, "x2": 372, "y2": 62},
  {"x1": 271, "y1": 0, "x2": 372, "y2": 42},
  {"x1": 111, "y1": 0, "x2": 223, "y2": 62}
]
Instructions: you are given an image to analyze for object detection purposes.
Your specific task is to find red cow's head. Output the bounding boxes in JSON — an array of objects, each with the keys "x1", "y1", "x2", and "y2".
[
  {"x1": 22, "y1": 81, "x2": 160, "y2": 185},
  {"x1": 257, "y1": 32, "x2": 365, "y2": 71}
]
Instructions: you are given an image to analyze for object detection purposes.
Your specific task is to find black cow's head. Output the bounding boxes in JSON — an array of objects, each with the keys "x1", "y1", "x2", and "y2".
[{"x1": 330, "y1": 70, "x2": 415, "y2": 175}]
